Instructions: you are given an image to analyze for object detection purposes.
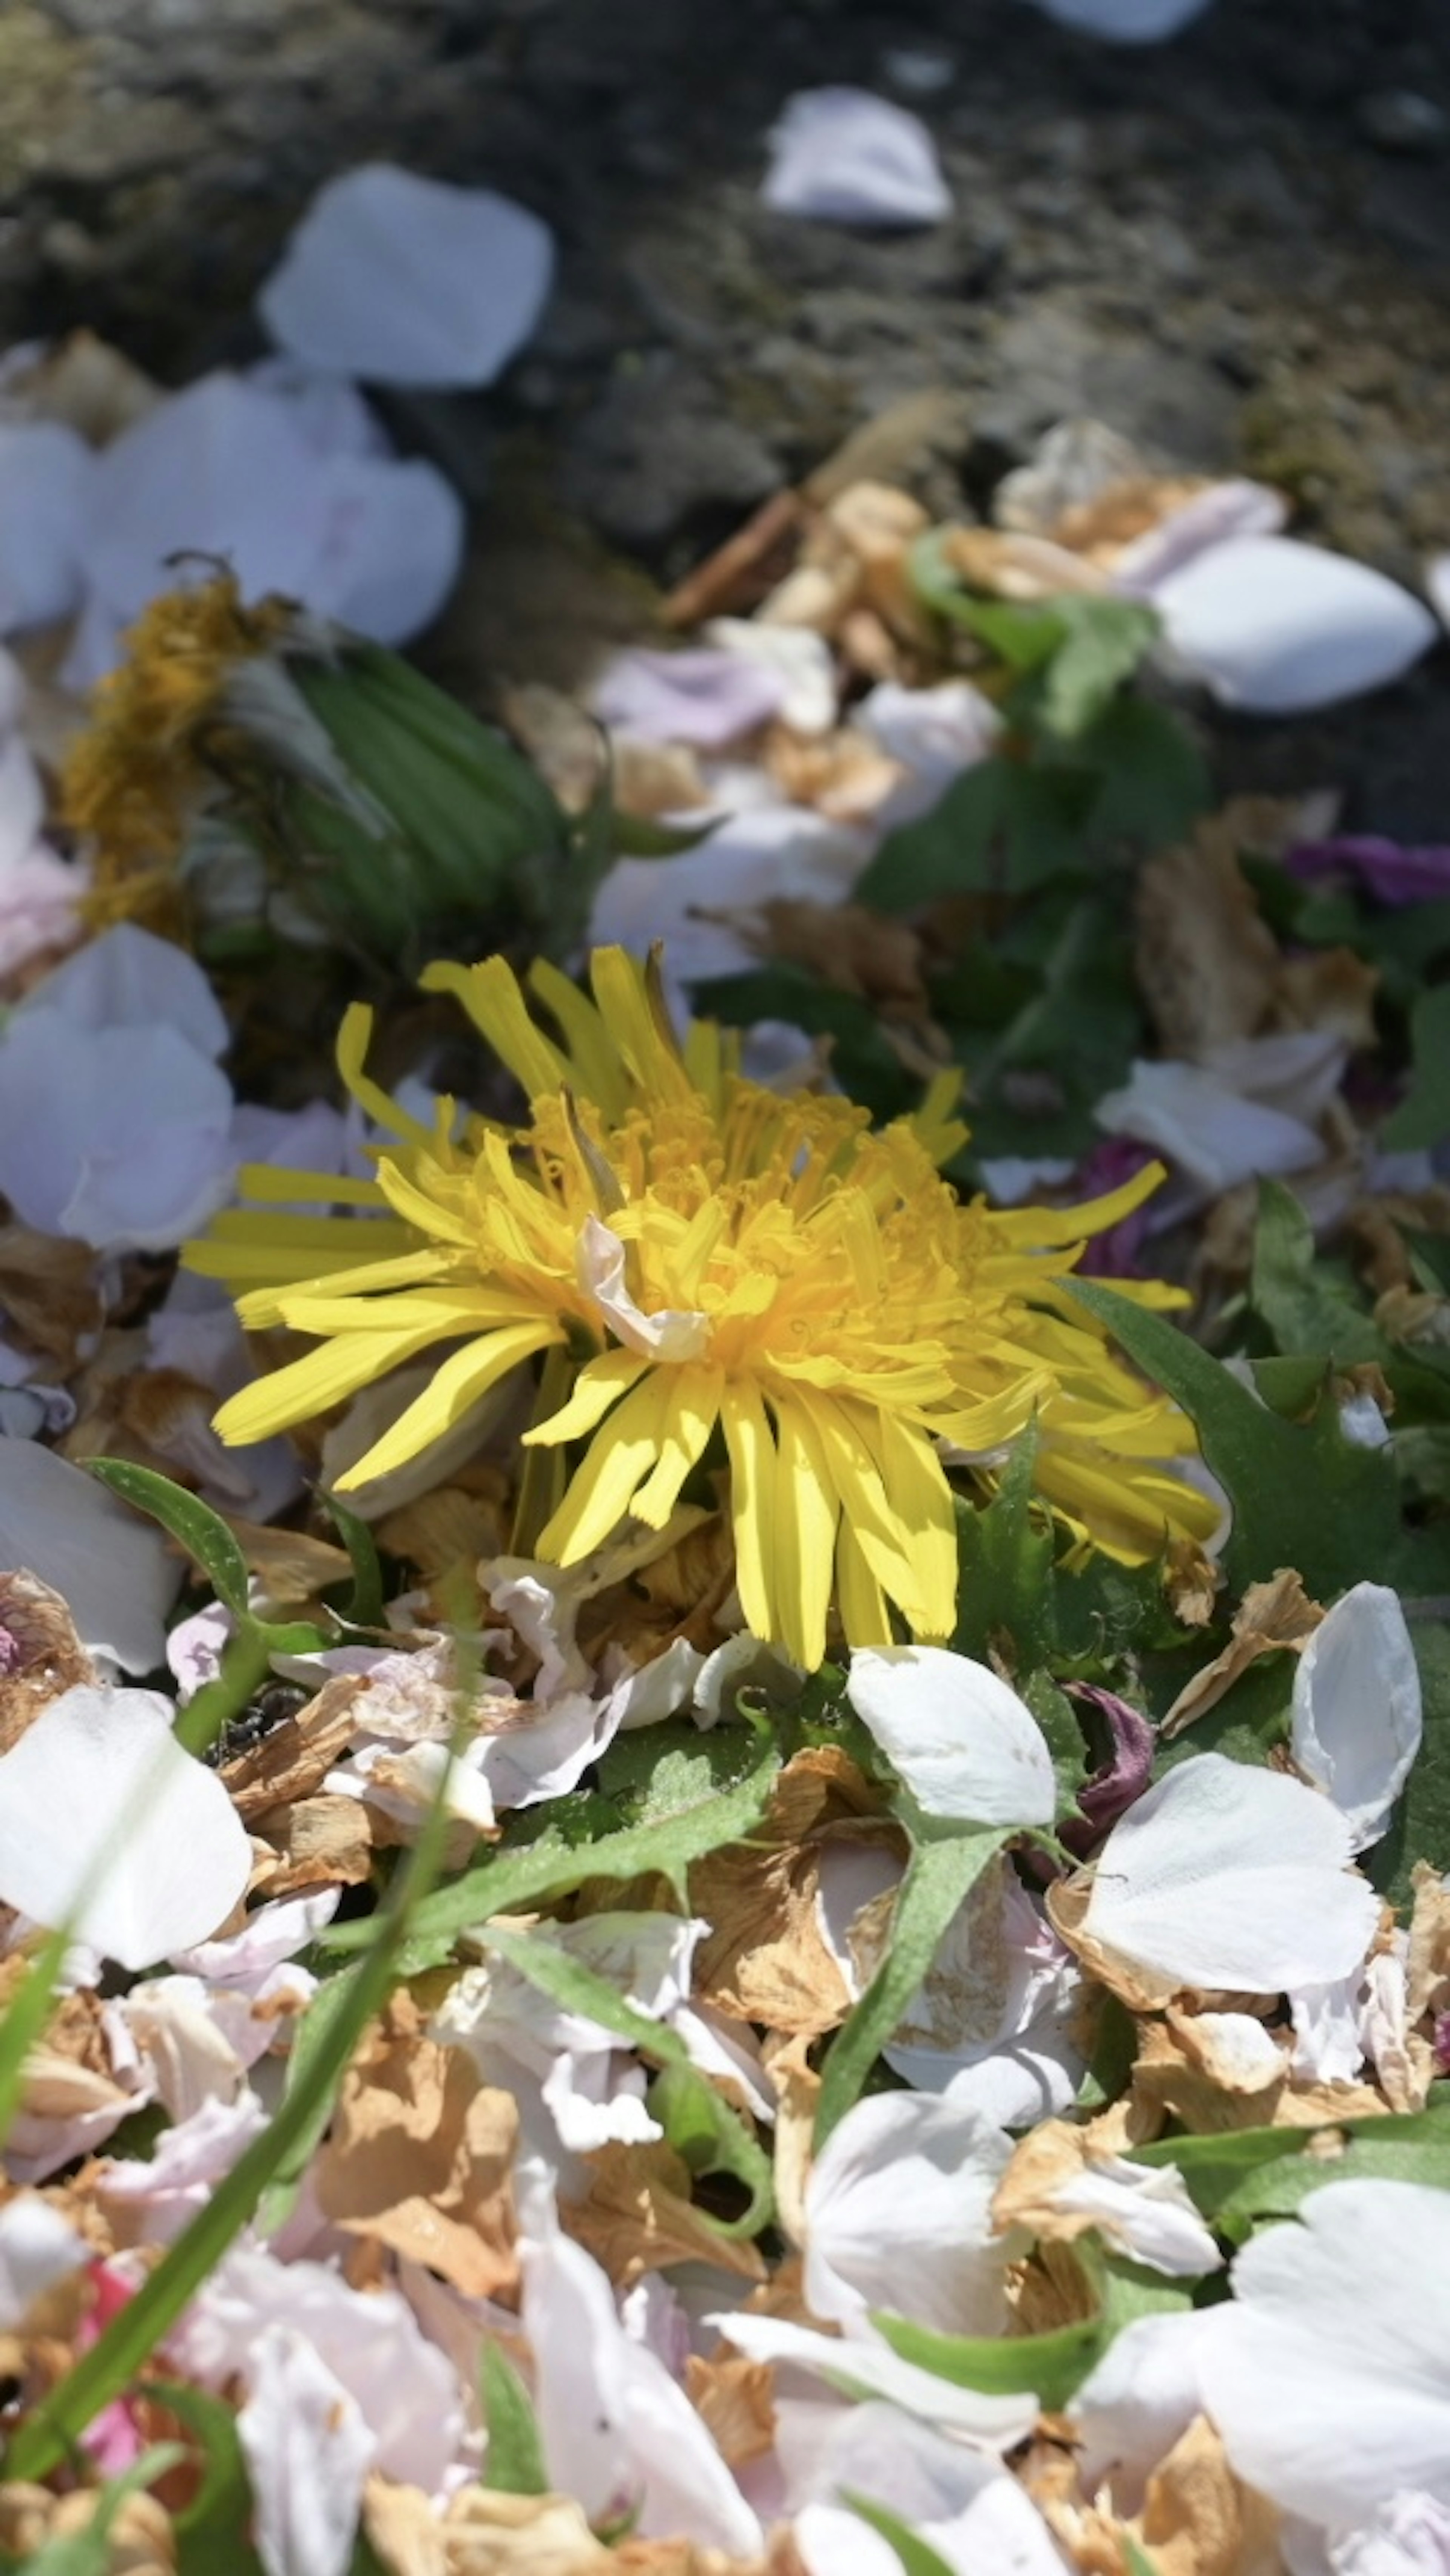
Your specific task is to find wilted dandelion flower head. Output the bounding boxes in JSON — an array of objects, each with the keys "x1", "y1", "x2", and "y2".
[{"x1": 190, "y1": 946, "x2": 1216, "y2": 1668}]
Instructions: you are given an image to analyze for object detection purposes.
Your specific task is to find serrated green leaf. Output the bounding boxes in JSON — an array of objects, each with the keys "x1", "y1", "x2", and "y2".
[
  {"x1": 1034, "y1": 597, "x2": 1161, "y2": 741},
  {"x1": 1061, "y1": 1276, "x2": 1418, "y2": 1597},
  {"x1": 480, "y1": 2342, "x2": 549, "y2": 2496},
  {"x1": 1072, "y1": 696, "x2": 1211, "y2": 847},
  {"x1": 1249, "y1": 1181, "x2": 1388, "y2": 1366},
  {"x1": 88, "y1": 1457, "x2": 252, "y2": 1618},
  {"x1": 953, "y1": 1426, "x2": 1057, "y2": 1668},
  {"x1": 814, "y1": 1818, "x2": 1007, "y2": 2145},
  {"x1": 1022, "y1": 1669, "x2": 1089, "y2": 1810},
  {"x1": 328, "y1": 1723, "x2": 781, "y2": 1962},
  {"x1": 476, "y1": 1920, "x2": 691, "y2": 2067}
]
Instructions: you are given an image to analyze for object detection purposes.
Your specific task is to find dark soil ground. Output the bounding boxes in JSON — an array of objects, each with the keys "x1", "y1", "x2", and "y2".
[{"x1": 3, "y1": 0, "x2": 1448, "y2": 827}]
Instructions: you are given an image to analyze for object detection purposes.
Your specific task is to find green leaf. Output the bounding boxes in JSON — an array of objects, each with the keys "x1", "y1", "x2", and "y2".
[
  {"x1": 872, "y1": 2306, "x2": 1105, "y2": 2411},
  {"x1": 1022, "y1": 1669, "x2": 1089, "y2": 1812},
  {"x1": 87, "y1": 1457, "x2": 252, "y2": 1619},
  {"x1": 648, "y1": 2060, "x2": 774, "y2": 2239},
  {"x1": 842, "y1": 2495, "x2": 959, "y2": 2576},
  {"x1": 1383, "y1": 985, "x2": 1450, "y2": 1150},
  {"x1": 480, "y1": 2343, "x2": 549, "y2": 2496},
  {"x1": 1212, "y1": 2102, "x2": 1450, "y2": 2240},
  {"x1": 855, "y1": 761, "x2": 1089, "y2": 913},
  {"x1": 814, "y1": 1819, "x2": 1007, "y2": 2145},
  {"x1": 1130, "y1": 2101, "x2": 1450, "y2": 2234},
  {"x1": 1369, "y1": 1623, "x2": 1450, "y2": 1909},
  {"x1": 319, "y1": 1490, "x2": 386, "y2": 1629},
  {"x1": 1061, "y1": 1276, "x2": 1414, "y2": 1597},
  {"x1": 952, "y1": 1426, "x2": 1057, "y2": 1668},
  {"x1": 1249, "y1": 1181, "x2": 1388, "y2": 1366},
  {"x1": 1072, "y1": 696, "x2": 1211, "y2": 848},
  {"x1": 154, "y1": 2382, "x2": 266, "y2": 2576},
  {"x1": 1033, "y1": 597, "x2": 1161, "y2": 741},
  {"x1": 475, "y1": 1921, "x2": 692, "y2": 2069},
  {"x1": 0, "y1": 1919, "x2": 73, "y2": 2153}
]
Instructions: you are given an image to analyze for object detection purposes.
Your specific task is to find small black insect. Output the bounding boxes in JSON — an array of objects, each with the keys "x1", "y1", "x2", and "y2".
[{"x1": 202, "y1": 1680, "x2": 312, "y2": 1768}]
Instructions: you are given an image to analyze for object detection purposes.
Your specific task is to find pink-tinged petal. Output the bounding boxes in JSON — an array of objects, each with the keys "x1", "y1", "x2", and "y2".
[
  {"x1": 763, "y1": 89, "x2": 952, "y2": 226},
  {"x1": 0, "y1": 1684, "x2": 251, "y2": 1968},
  {"x1": 172, "y1": 1889, "x2": 341, "y2": 1987},
  {"x1": 100, "y1": 2096, "x2": 270, "y2": 2245},
  {"x1": 238, "y1": 2323, "x2": 376, "y2": 2576},
  {"x1": 593, "y1": 648, "x2": 784, "y2": 748},
  {"x1": 258, "y1": 164, "x2": 554, "y2": 390},
  {"x1": 1113, "y1": 479, "x2": 1286, "y2": 591}
]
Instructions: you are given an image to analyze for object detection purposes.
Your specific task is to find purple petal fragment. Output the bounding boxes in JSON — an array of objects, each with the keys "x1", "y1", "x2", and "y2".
[
  {"x1": 1283, "y1": 835, "x2": 1450, "y2": 909},
  {"x1": 1063, "y1": 1682, "x2": 1156, "y2": 1855}
]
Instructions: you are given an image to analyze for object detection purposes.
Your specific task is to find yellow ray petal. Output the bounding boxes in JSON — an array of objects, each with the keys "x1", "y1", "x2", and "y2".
[
  {"x1": 772, "y1": 1394, "x2": 839, "y2": 1673},
  {"x1": 421, "y1": 957, "x2": 567, "y2": 1100},
  {"x1": 720, "y1": 1381, "x2": 778, "y2": 1645},
  {"x1": 336, "y1": 1320, "x2": 560, "y2": 1491},
  {"x1": 524, "y1": 1349, "x2": 649, "y2": 1447},
  {"x1": 857, "y1": 1405, "x2": 958, "y2": 1642},
  {"x1": 335, "y1": 1004, "x2": 436, "y2": 1154},
  {"x1": 214, "y1": 1319, "x2": 457, "y2": 1448},
  {"x1": 537, "y1": 1369, "x2": 676, "y2": 1563},
  {"x1": 631, "y1": 1364, "x2": 723, "y2": 1528},
  {"x1": 835, "y1": 1516, "x2": 891, "y2": 1648}
]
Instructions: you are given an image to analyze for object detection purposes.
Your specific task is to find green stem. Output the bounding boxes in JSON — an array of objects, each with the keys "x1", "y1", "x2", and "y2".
[{"x1": 509, "y1": 1345, "x2": 573, "y2": 1558}]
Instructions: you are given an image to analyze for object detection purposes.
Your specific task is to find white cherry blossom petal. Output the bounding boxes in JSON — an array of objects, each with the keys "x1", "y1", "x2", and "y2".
[
  {"x1": 0, "y1": 1684, "x2": 251, "y2": 1969},
  {"x1": 709, "y1": 2309, "x2": 1038, "y2": 2449},
  {"x1": 1198, "y1": 2180, "x2": 1450, "y2": 2530},
  {"x1": 1094, "y1": 1059, "x2": 1322, "y2": 1197},
  {"x1": 1043, "y1": 2154, "x2": 1223, "y2": 2277},
  {"x1": 1025, "y1": 0, "x2": 1211, "y2": 34},
  {"x1": 575, "y1": 1215, "x2": 711, "y2": 1362},
  {"x1": 0, "y1": 2197, "x2": 89, "y2": 2326},
  {"x1": 259, "y1": 163, "x2": 555, "y2": 389},
  {"x1": 1081, "y1": 1752, "x2": 1380, "y2": 1997},
  {"x1": 804, "y1": 2093, "x2": 1018, "y2": 2334},
  {"x1": 847, "y1": 1646, "x2": 1057, "y2": 1824},
  {"x1": 1290, "y1": 1582, "x2": 1422, "y2": 1852},
  {"x1": 0, "y1": 420, "x2": 92, "y2": 631},
  {"x1": 763, "y1": 88, "x2": 952, "y2": 227},
  {"x1": 1153, "y1": 535, "x2": 1436, "y2": 715}
]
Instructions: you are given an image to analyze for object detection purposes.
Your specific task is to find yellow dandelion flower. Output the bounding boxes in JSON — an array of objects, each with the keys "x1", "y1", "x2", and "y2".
[
  {"x1": 62, "y1": 577, "x2": 287, "y2": 935},
  {"x1": 188, "y1": 946, "x2": 1219, "y2": 1670}
]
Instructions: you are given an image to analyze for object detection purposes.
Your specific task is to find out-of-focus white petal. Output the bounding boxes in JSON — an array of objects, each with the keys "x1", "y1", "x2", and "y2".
[
  {"x1": 591, "y1": 804, "x2": 870, "y2": 990},
  {"x1": 172, "y1": 1889, "x2": 341, "y2": 1987},
  {"x1": 0, "y1": 420, "x2": 91, "y2": 631},
  {"x1": 1025, "y1": 0, "x2": 1211, "y2": 34},
  {"x1": 0, "y1": 1683, "x2": 251, "y2": 1969},
  {"x1": 20, "y1": 921, "x2": 229, "y2": 1056},
  {"x1": 594, "y1": 648, "x2": 784, "y2": 748},
  {"x1": 1081, "y1": 1752, "x2": 1379, "y2": 1997},
  {"x1": 804, "y1": 2093, "x2": 1017, "y2": 2334},
  {"x1": 1290, "y1": 1582, "x2": 1422, "y2": 1852},
  {"x1": 0, "y1": 1440, "x2": 179, "y2": 1671},
  {"x1": 1330, "y1": 2493, "x2": 1450, "y2": 2575},
  {"x1": 259, "y1": 163, "x2": 554, "y2": 389},
  {"x1": 237, "y1": 2322, "x2": 375, "y2": 2576},
  {"x1": 702, "y1": 621, "x2": 839, "y2": 736},
  {"x1": 0, "y1": 1008, "x2": 235, "y2": 1250},
  {"x1": 1094, "y1": 1059, "x2": 1322, "y2": 1197},
  {"x1": 763, "y1": 88, "x2": 952, "y2": 226},
  {"x1": 1198, "y1": 2180, "x2": 1450, "y2": 2529},
  {"x1": 847, "y1": 1646, "x2": 1057, "y2": 1824},
  {"x1": 1043, "y1": 2153, "x2": 1223, "y2": 2277},
  {"x1": 1153, "y1": 535, "x2": 1436, "y2": 715},
  {"x1": 304, "y1": 450, "x2": 464, "y2": 644},
  {"x1": 170, "y1": 2244, "x2": 466, "y2": 2491},
  {"x1": 855, "y1": 680, "x2": 1002, "y2": 829},
  {"x1": 0, "y1": 2196, "x2": 89, "y2": 2326},
  {"x1": 1113, "y1": 478, "x2": 1288, "y2": 592},
  {"x1": 100, "y1": 2096, "x2": 270, "y2": 2245}
]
